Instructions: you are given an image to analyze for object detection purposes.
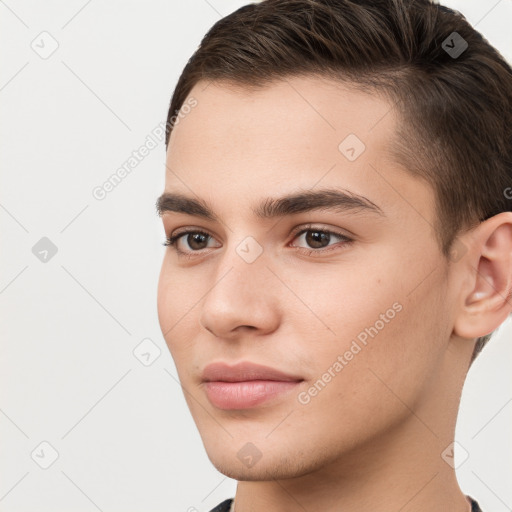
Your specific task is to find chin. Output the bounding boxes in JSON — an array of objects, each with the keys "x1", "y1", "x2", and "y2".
[{"x1": 203, "y1": 443, "x2": 321, "y2": 481}]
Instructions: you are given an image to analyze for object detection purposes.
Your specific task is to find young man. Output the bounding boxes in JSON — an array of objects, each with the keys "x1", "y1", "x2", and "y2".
[{"x1": 156, "y1": 0, "x2": 512, "y2": 510}]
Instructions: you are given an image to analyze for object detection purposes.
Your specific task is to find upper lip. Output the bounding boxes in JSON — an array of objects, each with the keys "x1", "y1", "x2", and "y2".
[{"x1": 201, "y1": 361, "x2": 304, "y2": 383}]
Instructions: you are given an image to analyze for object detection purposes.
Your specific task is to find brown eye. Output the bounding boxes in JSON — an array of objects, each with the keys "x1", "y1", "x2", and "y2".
[
  {"x1": 291, "y1": 226, "x2": 351, "y2": 251},
  {"x1": 186, "y1": 232, "x2": 209, "y2": 250},
  {"x1": 163, "y1": 229, "x2": 221, "y2": 257},
  {"x1": 304, "y1": 230, "x2": 332, "y2": 248}
]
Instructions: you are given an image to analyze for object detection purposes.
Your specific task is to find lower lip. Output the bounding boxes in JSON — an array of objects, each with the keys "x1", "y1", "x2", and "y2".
[{"x1": 204, "y1": 380, "x2": 302, "y2": 410}]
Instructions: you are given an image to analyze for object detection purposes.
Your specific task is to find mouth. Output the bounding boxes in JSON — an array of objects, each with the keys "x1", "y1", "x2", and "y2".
[
  {"x1": 203, "y1": 380, "x2": 303, "y2": 409},
  {"x1": 201, "y1": 361, "x2": 304, "y2": 410}
]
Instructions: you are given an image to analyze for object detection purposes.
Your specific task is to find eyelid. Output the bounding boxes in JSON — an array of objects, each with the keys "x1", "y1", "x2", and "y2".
[
  {"x1": 167, "y1": 223, "x2": 350, "y2": 243},
  {"x1": 164, "y1": 222, "x2": 354, "y2": 258},
  {"x1": 288, "y1": 222, "x2": 353, "y2": 240},
  {"x1": 165, "y1": 227, "x2": 220, "y2": 249}
]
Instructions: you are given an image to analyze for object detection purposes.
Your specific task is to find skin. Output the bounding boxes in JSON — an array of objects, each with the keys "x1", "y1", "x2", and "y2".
[{"x1": 157, "y1": 75, "x2": 512, "y2": 512}]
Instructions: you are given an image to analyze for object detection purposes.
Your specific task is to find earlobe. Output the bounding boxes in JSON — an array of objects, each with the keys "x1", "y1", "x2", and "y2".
[{"x1": 452, "y1": 213, "x2": 512, "y2": 340}]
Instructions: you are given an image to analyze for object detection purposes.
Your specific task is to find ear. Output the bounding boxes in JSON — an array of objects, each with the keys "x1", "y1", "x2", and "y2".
[{"x1": 453, "y1": 212, "x2": 512, "y2": 339}]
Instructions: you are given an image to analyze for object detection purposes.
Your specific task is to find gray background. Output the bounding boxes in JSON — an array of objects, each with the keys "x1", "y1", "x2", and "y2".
[{"x1": 1, "y1": 1, "x2": 511, "y2": 511}]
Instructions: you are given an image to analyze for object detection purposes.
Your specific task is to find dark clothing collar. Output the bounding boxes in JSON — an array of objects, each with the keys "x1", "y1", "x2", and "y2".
[{"x1": 208, "y1": 494, "x2": 483, "y2": 512}]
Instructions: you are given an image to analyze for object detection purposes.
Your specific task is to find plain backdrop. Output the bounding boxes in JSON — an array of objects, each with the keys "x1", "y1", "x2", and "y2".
[{"x1": 1, "y1": 1, "x2": 511, "y2": 511}]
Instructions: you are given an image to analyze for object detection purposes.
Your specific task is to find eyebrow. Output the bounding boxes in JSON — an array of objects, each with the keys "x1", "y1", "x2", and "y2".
[{"x1": 155, "y1": 188, "x2": 385, "y2": 221}]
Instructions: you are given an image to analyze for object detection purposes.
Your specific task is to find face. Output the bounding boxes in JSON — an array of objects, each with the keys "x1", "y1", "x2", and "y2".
[{"x1": 157, "y1": 76, "x2": 459, "y2": 481}]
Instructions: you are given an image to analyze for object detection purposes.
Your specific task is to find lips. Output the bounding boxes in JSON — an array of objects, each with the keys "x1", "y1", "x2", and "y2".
[
  {"x1": 201, "y1": 361, "x2": 304, "y2": 410},
  {"x1": 201, "y1": 361, "x2": 304, "y2": 383}
]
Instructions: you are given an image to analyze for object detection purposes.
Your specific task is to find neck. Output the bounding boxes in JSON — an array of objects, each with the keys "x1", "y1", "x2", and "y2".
[
  {"x1": 230, "y1": 337, "x2": 474, "y2": 512},
  {"x1": 232, "y1": 415, "x2": 472, "y2": 512}
]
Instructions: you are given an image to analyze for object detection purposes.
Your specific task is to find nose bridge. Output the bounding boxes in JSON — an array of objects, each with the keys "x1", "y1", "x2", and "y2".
[
  {"x1": 207, "y1": 234, "x2": 269, "y2": 303},
  {"x1": 199, "y1": 234, "x2": 279, "y2": 336}
]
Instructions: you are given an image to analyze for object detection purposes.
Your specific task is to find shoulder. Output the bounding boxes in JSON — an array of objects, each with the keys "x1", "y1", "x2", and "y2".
[
  {"x1": 467, "y1": 495, "x2": 484, "y2": 512},
  {"x1": 208, "y1": 498, "x2": 234, "y2": 512},
  {"x1": 208, "y1": 496, "x2": 482, "y2": 512}
]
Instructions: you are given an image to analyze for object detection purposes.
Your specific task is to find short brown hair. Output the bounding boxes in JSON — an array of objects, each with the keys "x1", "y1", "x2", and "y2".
[{"x1": 165, "y1": 0, "x2": 512, "y2": 364}]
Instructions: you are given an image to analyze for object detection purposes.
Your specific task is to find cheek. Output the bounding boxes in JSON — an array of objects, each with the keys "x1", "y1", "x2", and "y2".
[
  {"x1": 282, "y1": 258, "x2": 403, "y2": 346},
  {"x1": 157, "y1": 261, "x2": 210, "y2": 375},
  {"x1": 157, "y1": 262, "x2": 192, "y2": 349},
  {"x1": 288, "y1": 283, "x2": 445, "y2": 450},
  {"x1": 288, "y1": 255, "x2": 447, "y2": 399},
  {"x1": 156, "y1": 262, "x2": 173, "y2": 335}
]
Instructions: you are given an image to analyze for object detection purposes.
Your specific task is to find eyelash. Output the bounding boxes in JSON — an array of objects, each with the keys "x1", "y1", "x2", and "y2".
[{"x1": 162, "y1": 223, "x2": 354, "y2": 259}]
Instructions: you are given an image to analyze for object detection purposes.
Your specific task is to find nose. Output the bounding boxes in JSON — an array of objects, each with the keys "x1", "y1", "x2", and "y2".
[{"x1": 199, "y1": 239, "x2": 281, "y2": 339}]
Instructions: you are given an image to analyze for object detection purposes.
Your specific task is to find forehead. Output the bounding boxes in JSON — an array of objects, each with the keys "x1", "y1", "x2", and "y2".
[
  {"x1": 168, "y1": 76, "x2": 396, "y2": 160},
  {"x1": 164, "y1": 76, "x2": 434, "y2": 227}
]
